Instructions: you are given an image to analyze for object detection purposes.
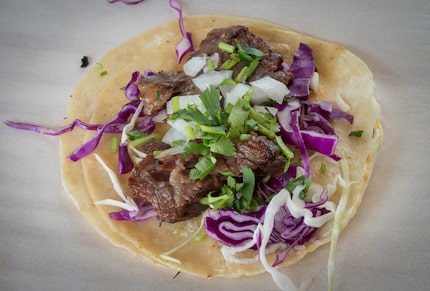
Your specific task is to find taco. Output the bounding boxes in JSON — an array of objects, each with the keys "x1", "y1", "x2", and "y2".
[{"x1": 58, "y1": 15, "x2": 382, "y2": 289}]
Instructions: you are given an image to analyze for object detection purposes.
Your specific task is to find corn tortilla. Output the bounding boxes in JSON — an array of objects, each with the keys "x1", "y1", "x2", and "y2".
[{"x1": 59, "y1": 15, "x2": 382, "y2": 277}]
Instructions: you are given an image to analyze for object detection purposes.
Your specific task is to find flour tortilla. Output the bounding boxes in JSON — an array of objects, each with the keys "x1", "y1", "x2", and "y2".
[{"x1": 59, "y1": 15, "x2": 382, "y2": 278}]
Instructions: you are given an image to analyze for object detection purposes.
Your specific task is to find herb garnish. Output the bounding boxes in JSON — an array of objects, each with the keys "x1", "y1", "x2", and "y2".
[
  {"x1": 349, "y1": 130, "x2": 364, "y2": 137},
  {"x1": 200, "y1": 167, "x2": 260, "y2": 212}
]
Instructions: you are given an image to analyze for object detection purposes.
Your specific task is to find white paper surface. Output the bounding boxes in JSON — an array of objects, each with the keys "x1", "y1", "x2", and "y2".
[{"x1": 1, "y1": 1, "x2": 429, "y2": 290}]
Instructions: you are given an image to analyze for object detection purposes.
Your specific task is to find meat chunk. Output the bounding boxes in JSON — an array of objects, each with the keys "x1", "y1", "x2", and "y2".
[
  {"x1": 128, "y1": 135, "x2": 285, "y2": 223},
  {"x1": 136, "y1": 25, "x2": 291, "y2": 116},
  {"x1": 137, "y1": 71, "x2": 199, "y2": 116},
  {"x1": 129, "y1": 144, "x2": 226, "y2": 223},
  {"x1": 128, "y1": 26, "x2": 291, "y2": 223},
  {"x1": 191, "y1": 25, "x2": 292, "y2": 83},
  {"x1": 226, "y1": 133, "x2": 286, "y2": 177}
]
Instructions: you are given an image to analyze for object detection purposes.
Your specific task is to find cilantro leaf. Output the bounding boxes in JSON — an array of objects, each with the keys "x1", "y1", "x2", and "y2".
[
  {"x1": 240, "y1": 166, "x2": 255, "y2": 203},
  {"x1": 200, "y1": 190, "x2": 234, "y2": 211},
  {"x1": 235, "y1": 40, "x2": 264, "y2": 63},
  {"x1": 349, "y1": 130, "x2": 364, "y2": 137},
  {"x1": 208, "y1": 137, "x2": 236, "y2": 157},
  {"x1": 184, "y1": 142, "x2": 210, "y2": 157},
  {"x1": 227, "y1": 98, "x2": 251, "y2": 138},
  {"x1": 199, "y1": 85, "x2": 227, "y2": 125},
  {"x1": 172, "y1": 105, "x2": 216, "y2": 126},
  {"x1": 286, "y1": 175, "x2": 312, "y2": 199},
  {"x1": 200, "y1": 167, "x2": 260, "y2": 212},
  {"x1": 127, "y1": 130, "x2": 149, "y2": 141}
]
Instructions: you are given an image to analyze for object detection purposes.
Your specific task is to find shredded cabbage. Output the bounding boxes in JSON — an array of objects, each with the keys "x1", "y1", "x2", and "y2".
[
  {"x1": 258, "y1": 189, "x2": 311, "y2": 291},
  {"x1": 205, "y1": 183, "x2": 335, "y2": 266},
  {"x1": 118, "y1": 101, "x2": 145, "y2": 173},
  {"x1": 93, "y1": 154, "x2": 138, "y2": 212},
  {"x1": 93, "y1": 154, "x2": 156, "y2": 220},
  {"x1": 107, "y1": 0, "x2": 144, "y2": 5},
  {"x1": 327, "y1": 157, "x2": 351, "y2": 291},
  {"x1": 287, "y1": 43, "x2": 315, "y2": 98},
  {"x1": 169, "y1": 0, "x2": 194, "y2": 63}
]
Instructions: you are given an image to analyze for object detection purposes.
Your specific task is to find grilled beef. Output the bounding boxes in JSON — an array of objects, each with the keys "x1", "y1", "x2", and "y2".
[
  {"x1": 129, "y1": 25, "x2": 291, "y2": 223},
  {"x1": 129, "y1": 135, "x2": 285, "y2": 223},
  {"x1": 129, "y1": 141, "x2": 226, "y2": 223},
  {"x1": 221, "y1": 133, "x2": 286, "y2": 177},
  {"x1": 129, "y1": 149, "x2": 225, "y2": 223},
  {"x1": 137, "y1": 25, "x2": 291, "y2": 116},
  {"x1": 137, "y1": 71, "x2": 199, "y2": 116},
  {"x1": 191, "y1": 25, "x2": 291, "y2": 83}
]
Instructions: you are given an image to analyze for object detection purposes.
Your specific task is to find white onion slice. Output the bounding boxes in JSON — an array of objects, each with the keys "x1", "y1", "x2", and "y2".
[
  {"x1": 183, "y1": 53, "x2": 220, "y2": 76},
  {"x1": 162, "y1": 119, "x2": 196, "y2": 145},
  {"x1": 203, "y1": 53, "x2": 220, "y2": 73},
  {"x1": 223, "y1": 83, "x2": 250, "y2": 108},
  {"x1": 250, "y1": 76, "x2": 290, "y2": 104},
  {"x1": 310, "y1": 71, "x2": 319, "y2": 91},
  {"x1": 166, "y1": 94, "x2": 205, "y2": 114},
  {"x1": 183, "y1": 55, "x2": 207, "y2": 77},
  {"x1": 192, "y1": 70, "x2": 233, "y2": 91}
]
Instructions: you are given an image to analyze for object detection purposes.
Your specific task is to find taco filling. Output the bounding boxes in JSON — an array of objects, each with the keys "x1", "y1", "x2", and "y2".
[
  {"x1": 123, "y1": 25, "x2": 340, "y2": 227},
  {"x1": 5, "y1": 14, "x2": 383, "y2": 291}
]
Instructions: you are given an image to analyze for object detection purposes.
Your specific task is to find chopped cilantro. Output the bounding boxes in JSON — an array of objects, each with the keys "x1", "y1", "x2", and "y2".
[
  {"x1": 227, "y1": 98, "x2": 251, "y2": 138},
  {"x1": 286, "y1": 175, "x2": 312, "y2": 200},
  {"x1": 192, "y1": 229, "x2": 207, "y2": 242},
  {"x1": 200, "y1": 125, "x2": 227, "y2": 136},
  {"x1": 320, "y1": 162, "x2": 327, "y2": 174},
  {"x1": 207, "y1": 59, "x2": 215, "y2": 71},
  {"x1": 129, "y1": 132, "x2": 159, "y2": 147},
  {"x1": 172, "y1": 105, "x2": 215, "y2": 126},
  {"x1": 127, "y1": 130, "x2": 149, "y2": 141},
  {"x1": 184, "y1": 142, "x2": 210, "y2": 157},
  {"x1": 247, "y1": 59, "x2": 260, "y2": 78},
  {"x1": 240, "y1": 167, "x2": 255, "y2": 204},
  {"x1": 189, "y1": 154, "x2": 217, "y2": 180},
  {"x1": 173, "y1": 227, "x2": 181, "y2": 235},
  {"x1": 199, "y1": 85, "x2": 227, "y2": 125},
  {"x1": 218, "y1": 41, "x2": 235, "y2": 53},
  {"x1": 349, "y1": 130, "x2": 364, "y2": 137},
  {"x1": 235, "y1": 66, "x2": 250, "y2": 83},
  {"x1": 235, "y1": 40, "x2": 264, "y2": 63},
  {"x1": 220, "y1": 56, "x2": 240, "y2": 70},
  {"x1": 275, "y1": 135, "x2": 294, "y2": 171},
  {"x1": 208, "y1": 137, "x2": 236, "y2": 157},
  {"x1": 171, "y1": 139, "x2": 186, "y2": 147},
  {"x1": 110, "y1": 137, "x2": 119, "y2": 154},
  {"x1": 155, "y1": 89, "x2": 161, "y2": 101},
  {"x1": 200, "y1": 167, "x2": 260, "y2": 212}
]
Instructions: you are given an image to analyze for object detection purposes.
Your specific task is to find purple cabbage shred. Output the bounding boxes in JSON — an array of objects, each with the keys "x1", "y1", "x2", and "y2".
[
  {"x1": 169, "y1": 0, "x2": 194, "y2": 63},
  {"x1": 205, "y1": 188, "x2": 331, "y2": 266},
  {"x1": 106, "y1": 0, "x2": 145, "y2": 5},
  {"x1": 109, "y1": 198, "x2": 157, "y2": 221}
]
